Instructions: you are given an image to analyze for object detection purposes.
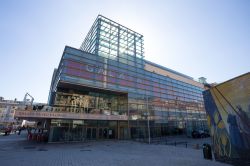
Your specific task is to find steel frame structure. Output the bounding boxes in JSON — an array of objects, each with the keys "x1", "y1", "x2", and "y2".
[{"x1": 80, "y1": 15, "x2": 144, "y2": 65}]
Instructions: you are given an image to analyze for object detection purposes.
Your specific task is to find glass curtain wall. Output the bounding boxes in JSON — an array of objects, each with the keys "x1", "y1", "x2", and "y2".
[
  {"x1": 51, "y1": 91, "x2": 128, "y2": 116},
  {"x1": 55, "y1": 48, "x2": 207, "y2": 139},
  {"x1": 49, "y1": 119, "x2": 121, "y2": 142},
  {"x1": 50, "y1": 15, "x2": 207, "y2": 140},
  {"x1": 80, "y1": 15, "x2": 144, "y2": 64}
]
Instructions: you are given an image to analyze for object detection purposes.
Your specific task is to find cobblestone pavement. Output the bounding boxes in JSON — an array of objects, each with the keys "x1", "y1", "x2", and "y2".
[{"x1": 0, "y1": 133, "x2": 231, "y2": 166}]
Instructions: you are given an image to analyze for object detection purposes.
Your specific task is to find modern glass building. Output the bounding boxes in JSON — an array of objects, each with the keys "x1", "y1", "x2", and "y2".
[{"x1": 47, "y1": 15, "x2": 207, "y2": 142}]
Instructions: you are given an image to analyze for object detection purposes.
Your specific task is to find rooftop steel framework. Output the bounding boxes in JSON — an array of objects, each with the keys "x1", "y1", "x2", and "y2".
[{"x1": 80, "y1": 15, "x2": 144, "y2": 64}]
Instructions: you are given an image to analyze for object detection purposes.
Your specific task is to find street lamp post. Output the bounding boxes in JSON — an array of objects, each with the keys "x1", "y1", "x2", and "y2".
[{"x1": 146, "y1": 96, "x2": 150, "y2": 144}]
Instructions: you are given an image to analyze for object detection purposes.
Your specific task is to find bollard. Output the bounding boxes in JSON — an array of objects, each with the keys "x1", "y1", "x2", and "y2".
[{"x1": 203, "y1": 144, "x2": 212, "y2": 160}]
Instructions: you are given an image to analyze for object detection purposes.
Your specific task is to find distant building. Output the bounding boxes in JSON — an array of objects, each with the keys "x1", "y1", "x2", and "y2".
[{"x1": 0, "y1": 98, "x2": 22, "y2": 123}]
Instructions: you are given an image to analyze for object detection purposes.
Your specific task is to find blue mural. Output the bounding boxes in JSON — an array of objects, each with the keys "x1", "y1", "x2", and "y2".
[{"x1": 203, "y1": 73, "x2": 250, "y2": 164}]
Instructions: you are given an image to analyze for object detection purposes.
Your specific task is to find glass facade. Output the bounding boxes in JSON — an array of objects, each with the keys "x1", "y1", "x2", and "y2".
[
  {"x1": 80, "y1": 15, "x2": 144, "y2": 60},
  {"x1": 49, "y1": 119, "x2": 120, "y2": 142},
  {"x1": 50, "y1": 89, "x2": 128, "y2": 117},
  {"x1": 48, "y1": 15, "x2": 207, "y2": 142}
]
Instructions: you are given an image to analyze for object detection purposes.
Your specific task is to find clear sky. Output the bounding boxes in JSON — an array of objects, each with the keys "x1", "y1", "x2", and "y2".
[{"x1": 0, "y1": 0, "x2": 249, "y2": 103}]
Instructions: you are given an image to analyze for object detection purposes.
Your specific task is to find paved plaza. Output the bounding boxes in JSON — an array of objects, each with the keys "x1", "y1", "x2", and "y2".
[{"x1": 0, "y1": 133, "x2": 231, "y2": 166}]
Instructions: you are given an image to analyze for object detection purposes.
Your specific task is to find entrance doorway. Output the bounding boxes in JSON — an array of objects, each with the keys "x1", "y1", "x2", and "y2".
[
  {"x1": 86, "y1": 127, "x2": 96, "y2": 140},
  {"x1": 119, "y1": 127, "x2": 129, "y2": 139},
  {"x1": 49, "y1": 119, "x2": 120, "y2": 142},
  {"x1": 98, "y1": 128, "x2": 115, "y2": 139}
]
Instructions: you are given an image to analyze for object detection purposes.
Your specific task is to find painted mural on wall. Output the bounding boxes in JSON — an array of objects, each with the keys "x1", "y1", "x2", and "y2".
[{"x1": 203, "y1": 73, "x2": 250, "y2": 163}]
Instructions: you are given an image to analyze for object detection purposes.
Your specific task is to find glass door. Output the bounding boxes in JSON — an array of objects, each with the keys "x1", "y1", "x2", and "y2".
[
  {"x1": 98, "y1": 128, "x2": 108, "y2": 139},
  {"x1": 86, "y1": 127, "x2": 97, "y2": 140}
]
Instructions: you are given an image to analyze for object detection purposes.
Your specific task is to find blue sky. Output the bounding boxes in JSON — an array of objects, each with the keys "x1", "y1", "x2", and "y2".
[{"x1": 0, "y1": 0, "x2": 249, "y2": 103}]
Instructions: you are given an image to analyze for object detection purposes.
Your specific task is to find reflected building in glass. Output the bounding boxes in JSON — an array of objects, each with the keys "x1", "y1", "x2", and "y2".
[{"x1": 47, "y1": 15, "x2": 207, "y2": 142}]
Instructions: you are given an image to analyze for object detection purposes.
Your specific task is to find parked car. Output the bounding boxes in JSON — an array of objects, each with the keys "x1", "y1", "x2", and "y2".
[
  {"x1": 199, "y1": 129, "x2": 210, "y2": 138},
  {"x1": 192, "y1": 129, "x2": 210, "y2": 138}
]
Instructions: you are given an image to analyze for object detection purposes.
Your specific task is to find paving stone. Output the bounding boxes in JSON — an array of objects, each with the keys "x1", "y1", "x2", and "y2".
[{"x1": 0, "y1": 133, "x2": 230, "y2": 166}]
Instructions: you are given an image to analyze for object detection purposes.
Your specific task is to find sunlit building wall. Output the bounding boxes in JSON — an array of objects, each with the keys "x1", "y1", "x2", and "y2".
[{"x1": 47, "y1": 15, "x2": 206, "y2": 142}]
